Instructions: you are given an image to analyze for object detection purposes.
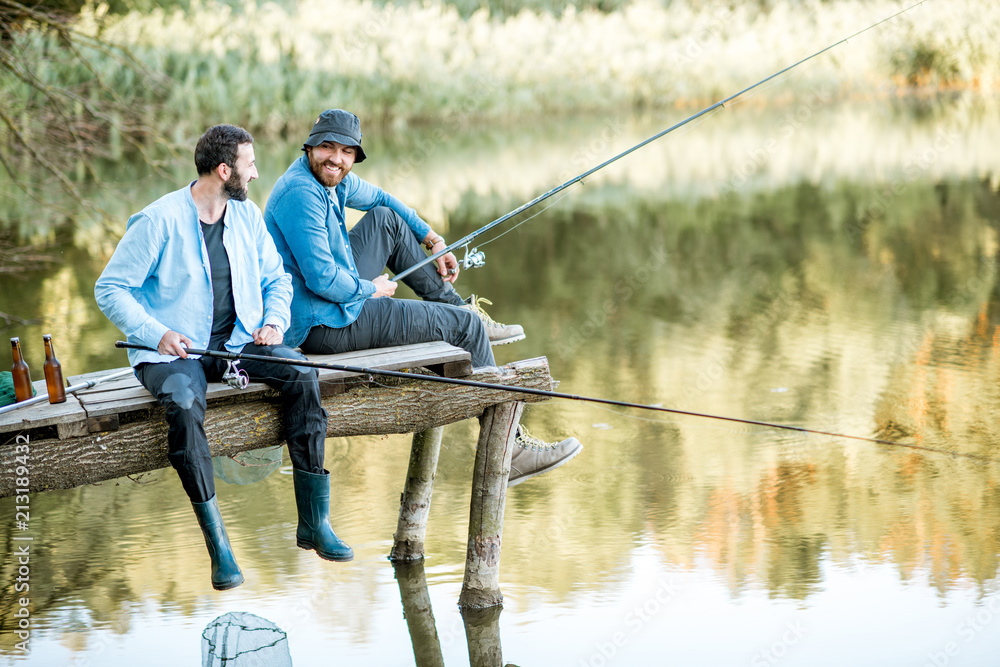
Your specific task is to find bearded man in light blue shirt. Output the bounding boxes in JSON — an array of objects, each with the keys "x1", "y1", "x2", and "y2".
[
  {"x1": 265, "y1": 110, "x2": 583, "y2": 488},
  {"x1": 96, "y1": 124, "x2": 353, "y2": 591}
]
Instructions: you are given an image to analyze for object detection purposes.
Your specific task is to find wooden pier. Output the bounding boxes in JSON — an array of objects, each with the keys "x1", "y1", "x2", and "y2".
[{"x1": 0, "y1": 342, "x2": 554, "y2": 608}]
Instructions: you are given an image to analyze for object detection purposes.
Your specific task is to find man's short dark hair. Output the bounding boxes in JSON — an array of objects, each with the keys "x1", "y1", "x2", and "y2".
[{"x1": 194, "y1": 124, "x2": 254, "y2": 175}]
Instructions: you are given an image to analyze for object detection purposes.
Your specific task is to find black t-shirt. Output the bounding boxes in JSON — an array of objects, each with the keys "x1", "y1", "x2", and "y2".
[{"x1": 200, "y1": 218, "x2": 237, "y2": 351}]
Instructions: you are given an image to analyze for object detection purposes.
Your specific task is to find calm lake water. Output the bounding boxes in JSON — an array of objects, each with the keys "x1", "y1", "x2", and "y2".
[{"x1": 3, "y1": 96, "x2": 1000, "y2": 666}]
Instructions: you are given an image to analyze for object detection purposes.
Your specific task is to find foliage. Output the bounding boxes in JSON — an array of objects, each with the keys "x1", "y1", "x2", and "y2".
[
  {"x1": 0, "y1": 0, "x2": 172, "y2": 223},
  {"x1": 1, "y1": 0, "x2": 996, "y2": 226},
  {"x1": 18, "y1": 0, "x2": 1000, "y2": 142}
]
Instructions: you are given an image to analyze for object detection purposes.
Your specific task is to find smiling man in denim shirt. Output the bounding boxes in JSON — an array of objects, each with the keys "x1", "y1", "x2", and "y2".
[
  {"x1": 96, "y1": 124, "x2": 353, "y2": 591},
  {"x1": 264, "y1": 109, "x2": 583, "y2": 487}
]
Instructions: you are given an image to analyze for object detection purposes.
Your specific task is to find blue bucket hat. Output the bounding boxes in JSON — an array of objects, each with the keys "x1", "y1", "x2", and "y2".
[{"x1": 302, "y1": 109, "x2": 367, "y2": 162}]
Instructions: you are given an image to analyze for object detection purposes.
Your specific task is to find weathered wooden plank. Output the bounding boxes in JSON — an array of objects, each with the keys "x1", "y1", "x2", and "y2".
[
  {"x1": 68, "y1": 370, "x2": 139, "y2": 389},
  {"x1": 42, "y1": 343, "x2": 473, "y2": 425},
  {"x1": 0, "y1": 380, "x2": 87, "y2": 435},
  {"x1": 57, "y1": 416, "x2": 90, "y2": 440},
  {"x1": 312, "y1": 340, "x2": 467, "y2": 365},
  {"x1": 64, "y1": 340, "x2": 468, "y2": 392},
  {"x1": 0, "y1": 358, "x2": 552, "y2": 497},
  {"x1": 75, "y1": 386, "x2": 156, "y2": 406},
  {"x1": 309, "y1": 342, "x2": 472, "y2": 378},
  {"x1": 63, "y1": 342, "x2": 473, "y2": 420},
  {"x1": 75, "y1": 382, "x2": 276, "y2": 419},
  {"x1": 425, "y1": 360, "x2": 473, "y2": 378}
]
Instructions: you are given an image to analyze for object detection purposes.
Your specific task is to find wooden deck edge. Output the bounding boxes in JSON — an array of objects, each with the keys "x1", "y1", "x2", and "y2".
[
  {"x1": 0, "y1": 357, "x2": 553, "y2": 497},
  {"x1": 0, "y1": 342, "x2": 475, "y2": 436}
]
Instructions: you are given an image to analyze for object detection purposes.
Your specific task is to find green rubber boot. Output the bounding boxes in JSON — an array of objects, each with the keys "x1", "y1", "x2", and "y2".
[
  {"x1": 191, "y1": 496, "x2": 244, "y2": 591},
  {"x1": 293, "y1": 469, "x2": 354, "y2": 562}
]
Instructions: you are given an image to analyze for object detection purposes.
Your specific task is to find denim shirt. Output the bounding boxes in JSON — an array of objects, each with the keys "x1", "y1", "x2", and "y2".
[
  {"x1": 264, "y1": 155, "x2": 432, "y2": 347},
  {"x1": 95, "y1": 183, "x2": 292, "y2": 367}
]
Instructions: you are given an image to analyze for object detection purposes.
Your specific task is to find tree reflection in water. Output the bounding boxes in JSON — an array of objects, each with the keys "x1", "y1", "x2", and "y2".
[{"x1": 395, "y1": 560, "x2": 507, "y2": 667}]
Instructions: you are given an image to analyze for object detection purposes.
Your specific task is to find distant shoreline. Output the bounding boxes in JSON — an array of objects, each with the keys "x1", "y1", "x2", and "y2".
[{"x1": 33, "y1": 0, "x2": 1000, "y2": 139}]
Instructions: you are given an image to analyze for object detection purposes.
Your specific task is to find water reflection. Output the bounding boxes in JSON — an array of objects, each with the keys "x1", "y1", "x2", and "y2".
[
  {"x1": 460, "y1": 607, "x2": 503, "y2": 667},
  {"x1": 212, "y1": 447, "x2": 284, "y2": 486},
  {"x1": 395, "y1": 560, "x2": 506, "y2": 667},
  {"x1": 1, "y1": 101, "x2": 1000, "y2": 663},
  {"x1": 394, "y1": 562, "x2": 446, "y2": 667},
  {"x1": 201, "y1": 612, "x2": 291, "y2": 667}
]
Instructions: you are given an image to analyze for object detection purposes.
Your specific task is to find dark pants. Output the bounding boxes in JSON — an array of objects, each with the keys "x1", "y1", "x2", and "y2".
[
  {"x1": 136, "y1": 343, "x2": 327, "y2": 503},
  {"x1": 301, "y1": 207, "x2": 496, "y2": 368}
]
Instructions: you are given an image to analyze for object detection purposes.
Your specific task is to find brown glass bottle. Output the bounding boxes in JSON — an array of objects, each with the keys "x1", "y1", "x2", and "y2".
[
  {"x1": 42, "y1": 334, "x2": 66, "y2": 404},
  {"x1": 10, "y1": 337, "x2": 32, "y2": 402}
]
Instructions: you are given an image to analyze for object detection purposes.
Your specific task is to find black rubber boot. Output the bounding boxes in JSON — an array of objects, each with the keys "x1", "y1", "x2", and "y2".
[
  {"x1": 293, "y1": 469, "x2": 354, "y2": 562},
  {"x1": 191, "y1": 496, "x2": 244, "y2": 590}
]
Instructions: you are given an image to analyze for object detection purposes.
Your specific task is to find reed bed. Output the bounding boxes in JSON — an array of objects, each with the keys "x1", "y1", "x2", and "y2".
[{"x1": 5, "y1": 0, "x2": 997, "y2": 142}]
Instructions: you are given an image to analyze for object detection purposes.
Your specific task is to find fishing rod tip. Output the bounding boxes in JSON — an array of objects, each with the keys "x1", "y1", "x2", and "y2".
[{"x1": 114, "y1": 340, "x2": 127, "y2": 348}]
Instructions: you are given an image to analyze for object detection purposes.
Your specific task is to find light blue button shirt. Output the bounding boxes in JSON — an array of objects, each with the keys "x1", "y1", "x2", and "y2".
[
  {"x1": 95, "y1": 183, "x2": 292, "y2": 367},
  {"x1": 264, "y1": 155, "x2": 432, "y2": 347}
]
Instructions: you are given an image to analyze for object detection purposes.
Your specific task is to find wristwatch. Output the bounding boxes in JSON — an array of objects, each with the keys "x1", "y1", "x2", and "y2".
[{"x1": 265, "y1": 323, "x2": 282, "y2": 335}]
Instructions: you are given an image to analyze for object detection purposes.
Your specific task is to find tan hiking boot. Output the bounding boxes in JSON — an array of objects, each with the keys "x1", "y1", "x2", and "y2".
[
  {"x1": 508, "y1": 425, "x2": 583, "y2": 487},
  {"x1": 463, "y1": 294, "x2": 526, "y2": 346}
]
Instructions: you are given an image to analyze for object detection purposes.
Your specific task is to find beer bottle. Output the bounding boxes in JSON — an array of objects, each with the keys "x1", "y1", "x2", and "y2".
[
  {"x1": 10, "y1": 337, "x2": 32, "y2": 402},
  {"x1": 43, "y1": 334, "x2": 66, "y2": 404}
]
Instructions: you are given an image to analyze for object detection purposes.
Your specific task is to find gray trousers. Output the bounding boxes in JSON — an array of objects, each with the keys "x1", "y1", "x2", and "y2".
[{"x1": 301, "y1": 207, "x2": 496, "y2": 368}]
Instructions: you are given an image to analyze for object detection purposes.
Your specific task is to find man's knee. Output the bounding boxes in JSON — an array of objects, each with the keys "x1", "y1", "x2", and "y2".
[
  {"x1": 267, "y1": 345, "x2": 320, "y2": 384},
  {"x1": 451, "y1": 305, "x2": 484, "y2": 333},
  {"x1": 364, "y1": 206, "x2": 408, "y2": 240},
  {"x1": 369, "y1": 205, "x2": 403, "y2": 225},
  {"x1": 161, "y1": 372, "x2": 205, "y2": 410}
]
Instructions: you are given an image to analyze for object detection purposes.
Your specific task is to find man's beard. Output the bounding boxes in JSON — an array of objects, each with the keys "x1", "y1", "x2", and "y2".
[
  {"x1": 307, "y1": 151, "x2": 346, "y2": 188},
  {"x1": 223, "y1": 167, "x2": 248, "y2": 201}
]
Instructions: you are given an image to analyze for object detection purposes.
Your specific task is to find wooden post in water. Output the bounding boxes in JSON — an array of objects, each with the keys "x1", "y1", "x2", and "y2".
[
  {"x1": 390, "y1": 426, "x2": 444, "y2": 561},
  {"x1": 458, "y1": 401, "x2": 523, "y2": 609}
]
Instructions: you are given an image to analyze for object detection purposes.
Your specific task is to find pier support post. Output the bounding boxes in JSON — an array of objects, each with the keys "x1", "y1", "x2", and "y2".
[
  {"x1": 390, "y1": 426, "x2": 444, "y2": 561},
  {"x1": 458, "y1": 401, "x2": 523, "y2": 609}
]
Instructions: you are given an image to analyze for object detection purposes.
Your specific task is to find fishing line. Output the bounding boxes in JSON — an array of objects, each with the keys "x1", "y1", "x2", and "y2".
[
  {"x1": 391, "y1": 0, "x2": 928, "y2": 284},
  {"x1": 471, "y1": 182, "x2": 583, "y2": 250},
  {"x1": 115, "y1": 340, "x2": 995, "y2": 464},
  {"x1": 471, "y1": 104, "x2": 728, "y2": 252},
  {"x1": 542, "y1": 395, "x2": 994, "y2": 464}
]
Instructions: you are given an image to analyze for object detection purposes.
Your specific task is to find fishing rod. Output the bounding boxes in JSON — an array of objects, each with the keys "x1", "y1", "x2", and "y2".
[
  {"x1": 115, "y1": 340, "x2": 993, "y2": 464},
  {"x1": 0, "y1": 368, "x2": 134, "y2": 417},
  {"x1": 391, "y1": 0, "x2": 928, "y2": 284}
]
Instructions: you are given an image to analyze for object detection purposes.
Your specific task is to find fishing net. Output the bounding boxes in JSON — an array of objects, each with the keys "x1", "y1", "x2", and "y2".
[
  {"x1": 201, "y1": 611, "x2": 291, "y2": 667},
  {"x1": 0, "y1": 371, "x2": 31, "y2": 406},
  {"x1": 0, "y1": 372, "x2": 16, "y2": 406},
  {"x1": 212, "y1": 446, "x2": 284, "y2": 485}
]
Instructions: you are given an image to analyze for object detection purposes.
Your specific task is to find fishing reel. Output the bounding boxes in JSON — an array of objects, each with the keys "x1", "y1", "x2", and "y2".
[
  {"x1": 461, "y1": 245, "x2": 486, "y2": 270},
  {"x1": 222, "y1": 359, "x2": 250, "y2": 391}
]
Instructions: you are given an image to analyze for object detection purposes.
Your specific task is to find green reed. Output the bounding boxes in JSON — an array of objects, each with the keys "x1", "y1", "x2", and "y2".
[{"x1": 3, "y1": 0, "x2": 995, "y2": 148}]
